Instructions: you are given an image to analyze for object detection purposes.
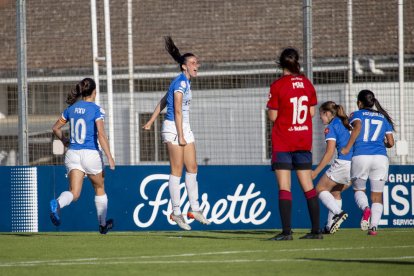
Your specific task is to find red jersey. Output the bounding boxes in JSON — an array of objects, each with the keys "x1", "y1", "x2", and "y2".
[{"x1": 267, "y1": 74, "x2": 317, "y2": 152}]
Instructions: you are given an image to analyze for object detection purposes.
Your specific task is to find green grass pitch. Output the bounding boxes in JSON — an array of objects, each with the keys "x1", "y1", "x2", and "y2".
[{"x1": 0, "y1": 229, "x2": 413, "y2": 275}]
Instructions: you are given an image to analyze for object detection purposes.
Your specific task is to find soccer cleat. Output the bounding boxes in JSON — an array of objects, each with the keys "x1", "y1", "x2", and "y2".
[
  {"x1": 170, "y1": 214, "x2": 191, "y2": 231},
  {"x1": 99, "y1": 219, "x2": 114, "y2": 234},
  {"x1": 329, "y1": 211, "x2": 348, "y2": 234},
  {"x1": 50, "y1": 199, "x2": 61, "y2": 226},
  {"x1": 187, "y1": 208, "x2": 211, "y2": 225},
  {"x1": 269, "y1": 231, "x2": 293, "y2": 241},
  {"x1": 368, "y1": 226, "x2": 378, "y2": 236},
  {"x1": 360, "y1": 207, "x2": 371, "y2": 231},
  {"x1": 321, "y1": 226, "x2": 331, "y2": 235},
  {"x1": 299, "y1": 230, "x2": 323, "y2": 240}
]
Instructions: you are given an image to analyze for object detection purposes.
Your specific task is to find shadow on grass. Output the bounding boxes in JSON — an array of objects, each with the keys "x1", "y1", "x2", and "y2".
[{"x1": 301, "y1": 257, "x2": 414, "y2": 266}]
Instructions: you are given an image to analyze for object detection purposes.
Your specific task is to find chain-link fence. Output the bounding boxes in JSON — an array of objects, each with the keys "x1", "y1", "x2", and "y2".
[{"x1": 0, "y1": 0, "x2": 413, "y2": 166}]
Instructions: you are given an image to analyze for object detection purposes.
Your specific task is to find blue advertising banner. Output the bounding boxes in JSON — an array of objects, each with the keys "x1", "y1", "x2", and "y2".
[{"x1": 0, "y1": 165, "x2": 413, "y2": 232}]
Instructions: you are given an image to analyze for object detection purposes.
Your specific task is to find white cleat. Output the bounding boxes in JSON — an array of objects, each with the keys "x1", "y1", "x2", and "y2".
[
  {"x1": 187, "y1": 208, "x2": 211, "y2": 225},
  {"x1": 170, "y1": 214, "x2": 191, "y2": 231}
]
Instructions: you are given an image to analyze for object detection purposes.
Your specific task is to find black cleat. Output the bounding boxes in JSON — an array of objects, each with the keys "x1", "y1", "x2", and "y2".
[
  {"x1": 269, "y1": 231, "x2": 293, "y2": 241},
  {"x1": 321, "y1": 227, "x2": 331, "y2": 234},
  {"x1": 329, "y1": 211, "x2": 348, "y2": 234},
  {"x1": 299, "y1": 230, "x2": 323, "y2": 239},
  {"x1": 99, "y1": 219, "x2": 114, "y2": 234}
]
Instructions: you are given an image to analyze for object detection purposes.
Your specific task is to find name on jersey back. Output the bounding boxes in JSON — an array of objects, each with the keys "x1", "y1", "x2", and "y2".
[{"x1": 74, "y1": 108, "x2": 86, "y2": 114}]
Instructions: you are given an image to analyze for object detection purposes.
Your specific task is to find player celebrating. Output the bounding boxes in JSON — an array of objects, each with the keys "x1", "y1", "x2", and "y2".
[
  {"x1": 341, "y1": 90, "x2": 394, "y2": 235},
  {"x1": 142, "y1": 36, "x2": 210, "y2": 230},
  {"x1": 313, "y1": 101, "x2": 351, "y2": 234},
  {"x1": 50, "y1": 78, "x2": 115, "y2": 234},
  {"x1": 267, "y1": 47, "x2": 321, "y2": 240}
]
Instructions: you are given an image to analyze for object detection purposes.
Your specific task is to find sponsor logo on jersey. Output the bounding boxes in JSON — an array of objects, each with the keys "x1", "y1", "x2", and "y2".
[
  {"x1": 180, "y1": 81, "x2": 187, "y2": 89},
  {"x1": 324, "y1": 127, "x2": 329, "y2": 134},
  {"x1": 288, "y1": 125, "x2": 309, "y2": 131}
]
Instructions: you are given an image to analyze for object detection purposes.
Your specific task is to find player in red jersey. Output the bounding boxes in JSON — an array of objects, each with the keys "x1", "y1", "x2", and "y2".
[{"x1": 267, "y1": 48, "x2": 321, "y2": 240}]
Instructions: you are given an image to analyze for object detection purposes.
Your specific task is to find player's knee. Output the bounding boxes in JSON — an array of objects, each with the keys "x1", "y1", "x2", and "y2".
[
  {"x1": 315, "y1": 185, "x2": 324, "y2": 194},
  {"x1": 186, "y1": 165, "x2": 197, "y2": 174},
  {"x1": 371, "y1": 192, "x2": 383, "y2": 203}
]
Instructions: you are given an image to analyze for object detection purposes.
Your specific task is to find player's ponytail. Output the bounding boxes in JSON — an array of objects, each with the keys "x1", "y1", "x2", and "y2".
[
  {"x1": 164, "y1": 36, "x2": 195, "y2": 71},
  {"x1": 358, "y1": 89, "x2": 395, "y2": 131},
  {"x1": 65, "y1": 78, "x2": 96, "y2": 105},
  {"x1": 335, "y1": 103, "x2": 351, "y2": 130},
  {"x1": 278, "y1": 47, "x2": 300, "y2": 75},
  {"x1": 66, "y1": 83, "x2": 82, "y2": 105},
  {"x1": 373, "y1": 98, "x2": 395, "y2": 131}
]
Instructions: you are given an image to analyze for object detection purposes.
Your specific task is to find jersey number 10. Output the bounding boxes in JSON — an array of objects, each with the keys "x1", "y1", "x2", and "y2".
[{"x1": 70, "y1": 118, "x2": 87, "y2": 144}]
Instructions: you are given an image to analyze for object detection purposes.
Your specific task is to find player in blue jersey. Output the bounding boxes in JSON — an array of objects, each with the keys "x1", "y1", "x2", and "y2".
[
  {"x1": 312, "y1": 101, "x2": 351, "y2": 234},
  {"x1": 142, "y1": 37, "x2": 210, "y2": 230},
  {"x1": 341, "y1": 90, "x2": 394, "y2": 235},
  {"x1": 50, "y1": 78, "x2": 115, "y2": 234}
]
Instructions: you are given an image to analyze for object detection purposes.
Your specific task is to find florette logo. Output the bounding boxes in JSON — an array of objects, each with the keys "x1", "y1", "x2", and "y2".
[
  {"x1": 324, "y1": 128, "x2": 329, "y2": 134},
  {"x1": 133, "y1": 174, "x2": 271, "y2": 228}
]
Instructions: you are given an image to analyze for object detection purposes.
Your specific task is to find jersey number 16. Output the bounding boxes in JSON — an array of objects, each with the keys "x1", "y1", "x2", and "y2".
[{"x1": 290, "y1": 96, "x2": 308, "y2": 125}]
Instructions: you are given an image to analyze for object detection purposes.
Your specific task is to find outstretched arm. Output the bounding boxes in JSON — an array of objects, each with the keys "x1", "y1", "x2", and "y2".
[{"x1": 142, "y1": 93, "x2": 167, "y2": 130}]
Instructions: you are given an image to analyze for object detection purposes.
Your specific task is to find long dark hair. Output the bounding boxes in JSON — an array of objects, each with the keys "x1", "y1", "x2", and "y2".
[
  {"x1": 164, "y1": 36, "x2": 195, "y2": 71},
  {"x1": 278, "y1": 47, "x2": 300, "y2": 75},
  {"x1": 66, "y1": 78, "x2": 96, "y2": 105},
  {"x1": 357, "y1": 89, "x2": 395, "y2": 130},
  {"x1": 319, "y1": 101, "x2": 351, "y2": 130}
]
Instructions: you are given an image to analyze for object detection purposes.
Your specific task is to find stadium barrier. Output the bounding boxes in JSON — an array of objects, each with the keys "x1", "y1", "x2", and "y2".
[{"x1": 0, "y1": 165, "x2": 413, "y2": 232}]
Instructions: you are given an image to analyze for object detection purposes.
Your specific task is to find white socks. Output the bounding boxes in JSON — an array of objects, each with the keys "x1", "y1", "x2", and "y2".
[
  {"x1": 185, "y1": 172, "x2": 200, "y2": 212},
  {"x1": 354, "y1": 190, "x2": 369, "y2": 211},
  {"x1": 168, "y1": 173, "x2": 201, "y2": 215},
  {"x1": 370, "y1": 202, "x2": 383, "y2": 228},
  {"x1": 57, "y1": 191, "x2": 74, "y2": 208},
  {"x1": 319, "y1": 191, "x2": 342, "y2": 215},
  {"x1": 168, "y1": 175, "x2": 182, "y2": 215},
  {"x1": 95, "y1": 194, "x2": 108, "y2": 226}
]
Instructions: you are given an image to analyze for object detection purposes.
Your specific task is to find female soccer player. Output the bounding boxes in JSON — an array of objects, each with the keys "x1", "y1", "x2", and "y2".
[
  {"x1": 142, "y1": 36, "x2": 210, "y2": 230},
  {"x1": 313, "y1": 101, "x2": 351, "y2": 234},
  {"x1": 267, "y1": 47, "x2": 321, "y2": 240},
  {"x1": 341, "y1": 90, "x2": 394, "y2": 235},
  {"x1": 50, "y1": 78, "x2": 115, "y2": 234}
]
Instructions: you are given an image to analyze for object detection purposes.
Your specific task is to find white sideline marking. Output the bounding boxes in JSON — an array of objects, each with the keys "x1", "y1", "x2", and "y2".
[{"x1": 0, "y1": 246, "x2": 413, "y2": 268}]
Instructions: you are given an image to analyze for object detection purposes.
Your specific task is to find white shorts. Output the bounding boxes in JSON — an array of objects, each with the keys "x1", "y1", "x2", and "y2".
[
  {"x1": 65, "y1": 149, "x2": 104, "y2": 175},
  {"x1": 351, "y1": 155, "x2": 389, "y2": 181},
  {"x1": 161, "y1": 120, "x2": 195, "y2": 145},
  {"x1": 325, "y1": 159, "x2": 351, "y2": 185}
]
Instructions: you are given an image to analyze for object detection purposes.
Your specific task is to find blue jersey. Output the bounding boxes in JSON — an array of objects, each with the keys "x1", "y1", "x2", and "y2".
[
  {"x1": 165, "y1": 73, "x2": 192, "y2": 123},
  {"x1": 324, "y1": 117, "x2": 352, "y2": 161},
  {"x1": 350, "y1": 109, "x2": 393, "y2": 156},
  {"x1": 61, "y1": 100, "x2": 105, "y2": 150}
]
